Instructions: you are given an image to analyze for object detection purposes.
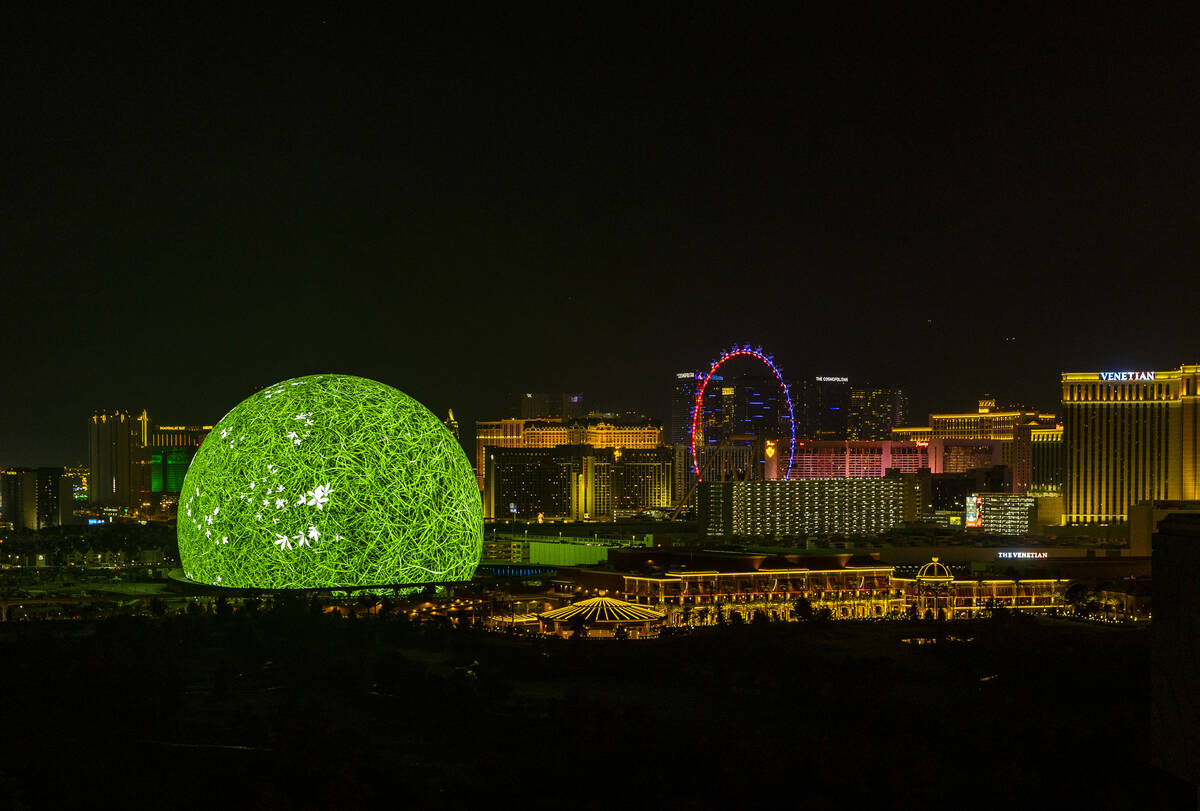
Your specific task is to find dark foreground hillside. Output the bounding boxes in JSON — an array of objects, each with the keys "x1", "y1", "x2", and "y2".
[{"x1": 0, "y1": 610, "x2": 1187, "y2": 809}]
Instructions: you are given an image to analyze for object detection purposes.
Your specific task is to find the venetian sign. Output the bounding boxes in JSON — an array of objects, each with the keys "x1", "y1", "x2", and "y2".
[
  {"x1": 1100, "y1": 371, "x2": 1156, "y2": 381},
  {"x1": 997, "y1": 551, "x2": 1049, "y2": 559}
]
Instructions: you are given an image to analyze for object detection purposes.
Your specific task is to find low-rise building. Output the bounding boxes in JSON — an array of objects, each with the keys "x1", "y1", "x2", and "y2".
[{"x1": 552, "y1": 551, "x2": 1064, "y2": 624}]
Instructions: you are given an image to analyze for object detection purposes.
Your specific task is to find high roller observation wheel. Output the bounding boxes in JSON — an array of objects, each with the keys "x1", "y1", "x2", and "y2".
[{"x1": 689, "y1": 345, "x2": 796, "y2": 481}]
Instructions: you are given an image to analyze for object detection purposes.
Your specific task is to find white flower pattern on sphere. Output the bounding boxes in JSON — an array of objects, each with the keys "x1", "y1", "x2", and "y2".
[{"x1": 306, "y1": 484, "x2": 332, "y2": 510}]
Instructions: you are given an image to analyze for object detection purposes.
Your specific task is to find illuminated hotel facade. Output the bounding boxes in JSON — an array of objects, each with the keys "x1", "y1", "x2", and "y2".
[
  {"x1": 698, "y1": 474, "x2": 926, "y2": 538},
  {"x1": 894, "y1": 399, "x2": 1057, "y2": 494},
  {"x1": 88, "y1": 409, "x2": 149, "y2": 508},
  {"x1": 786, "y1": 439, "x2": 1003, "y2": 479},
  {"x1": 483, "y1": 445, "x2": 672, "y2": 520},
  {"x1": 1030, "y1": 425, "x2": 1064, "y2": 492},
  {"x1": 474, "y1": 417, "x2": 662, "y2": 490},
  {"x1": 847, "y1": 386, "x2": 908, "y2": 441},
  {"x1": 1062, "y1": 365, "x2": 1200, "y2": 524},
  {"x1": 925, "y1": 399, "x2": 1057, "y2": 441}
]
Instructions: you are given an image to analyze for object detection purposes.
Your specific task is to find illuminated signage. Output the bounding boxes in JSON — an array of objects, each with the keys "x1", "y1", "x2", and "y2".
[
  {"x1": 997, "y1": 551, "x2": 1048, "y2": 559},
  {"x1": 1100, "y1": 371, "x2": 1156, "y2": 381},
  {"x1": 814, "y1": 376, "x2": 849, "y2": 382},
  {"x1": 965, "y1": 495, "x2": 983, "y2": 528}
]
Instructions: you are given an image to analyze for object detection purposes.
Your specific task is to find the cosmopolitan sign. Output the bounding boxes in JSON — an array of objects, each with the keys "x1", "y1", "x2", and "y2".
[
  {"x1": 815, "y1": 376, "x2": 849, "y2": 382},
  {"x1": 1100, "y1": 371, "x2": 1156, "y2": 381},
  {"x1": 997, "y1": 551, "x2": 1048, "y2": 560}
]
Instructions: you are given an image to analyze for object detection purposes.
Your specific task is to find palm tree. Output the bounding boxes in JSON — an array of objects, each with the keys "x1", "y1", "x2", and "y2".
[
  {"x1": 1064, "y1": 583, "x2": 1090, "y2": 614},
  {"x1": 356, "y1": 593, "x2": 379, "y2": 616}
]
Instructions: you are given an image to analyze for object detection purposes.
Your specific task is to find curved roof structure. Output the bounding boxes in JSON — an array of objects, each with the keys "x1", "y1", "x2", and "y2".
[
  {"x1": 916, "y1": 557, "x2": 954, "y2": 581},
  {"x1": 539, "y1": 597, "x2": 664, "y2": 624}
]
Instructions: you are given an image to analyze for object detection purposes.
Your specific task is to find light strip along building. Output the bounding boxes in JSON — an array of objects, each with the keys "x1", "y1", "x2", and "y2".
[
  {"x1": 1062, "y1": 365, "x2": 1200, "y2": 524},
  {"x1": 698, "y1": 473, "x2": 926, "y2": 538}
]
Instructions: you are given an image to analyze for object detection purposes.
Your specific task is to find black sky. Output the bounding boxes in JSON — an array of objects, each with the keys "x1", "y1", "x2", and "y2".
[{"x1": 3, "y1": 6, "x2": 1198, "y2": 465}]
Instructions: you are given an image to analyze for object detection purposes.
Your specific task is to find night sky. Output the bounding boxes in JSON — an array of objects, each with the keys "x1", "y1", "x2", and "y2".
[{"x1": 4, "y1": 7, "x2": 1197, "y2": 466}]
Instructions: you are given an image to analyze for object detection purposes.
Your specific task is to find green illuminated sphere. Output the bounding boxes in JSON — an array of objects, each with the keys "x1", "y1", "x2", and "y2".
[{"x1": 178, "y1": 374, "x2": 481, "y2": 588}]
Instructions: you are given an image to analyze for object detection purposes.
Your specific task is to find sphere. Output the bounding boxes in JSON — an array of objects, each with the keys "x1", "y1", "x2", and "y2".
[{"x1": 177, "y1": 374, "x2": 482, "y2": 588}]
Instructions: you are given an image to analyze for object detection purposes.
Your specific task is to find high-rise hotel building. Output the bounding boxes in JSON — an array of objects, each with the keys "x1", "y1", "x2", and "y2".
[
  {"x1": 475, "y1": 417, "x2": 662, "y2": 490},
  {"x1": 1062, "y1": 365, "x2": 1200, "y2": 524},
  {"x1": 483, "y1": 446, "x2": 673, "y2": 521}
]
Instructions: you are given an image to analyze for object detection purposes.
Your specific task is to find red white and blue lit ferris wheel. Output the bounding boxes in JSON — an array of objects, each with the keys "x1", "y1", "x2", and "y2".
[{"x1": 689, "y1": 345, "x2": 795, "y2": 481}]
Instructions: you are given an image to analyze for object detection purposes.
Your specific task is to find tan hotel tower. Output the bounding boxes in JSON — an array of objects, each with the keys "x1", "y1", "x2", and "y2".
[{"x1": 1062, "y1": 365, "x2": 1200, "y2": 523}]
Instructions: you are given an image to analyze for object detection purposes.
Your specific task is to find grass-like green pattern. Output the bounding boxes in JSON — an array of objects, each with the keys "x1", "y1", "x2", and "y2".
[{"x1": 178, "y1": 375, "x2": 482, "y2": 588}]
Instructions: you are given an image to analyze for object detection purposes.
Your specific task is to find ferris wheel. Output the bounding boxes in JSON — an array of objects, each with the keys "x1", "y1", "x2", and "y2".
[{"x1": 689, "y1": 344, "x2": 796, "y2": 482}]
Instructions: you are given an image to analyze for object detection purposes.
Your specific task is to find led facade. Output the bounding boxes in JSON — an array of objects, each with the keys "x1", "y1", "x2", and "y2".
[{"x1": 177, "y1": 375, "x2": 482, "y2": 588}]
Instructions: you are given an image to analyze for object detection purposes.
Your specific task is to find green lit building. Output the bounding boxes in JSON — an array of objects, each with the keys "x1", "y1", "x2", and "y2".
[{"x1": 147, "y1": 425, "x2": 211, "y2": 495}]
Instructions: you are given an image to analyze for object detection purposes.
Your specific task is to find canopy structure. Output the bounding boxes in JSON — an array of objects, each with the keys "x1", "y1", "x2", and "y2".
[
  {"x1": 492, "y1": 613, "x2": 540, "y2": 626},
  {"x1": 539, "y1": 597, "x2": 664, "y2": 638}
]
